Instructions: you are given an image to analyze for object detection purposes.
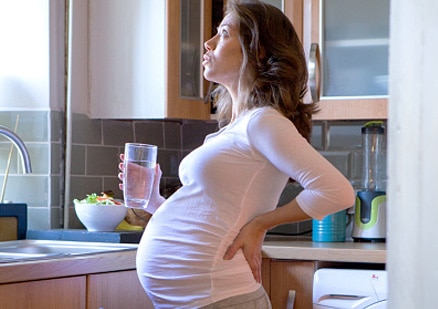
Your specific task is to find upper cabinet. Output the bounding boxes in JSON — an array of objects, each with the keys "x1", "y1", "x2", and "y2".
[
  {"x1": 300, "y1": 0, "x2": 390, "y2": 120},
  {"x1": 81, "y1": 0, "x2": 211, "y2": 120},
  {"x1": 257, "y1": 0, "x2": 389, "y2": 120},
  {"x1": 73, "y1": 0, "x2": 389, "y2": 120}
]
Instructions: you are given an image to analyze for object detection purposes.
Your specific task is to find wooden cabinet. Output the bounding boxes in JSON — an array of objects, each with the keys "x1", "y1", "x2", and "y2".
[
  {"x1": 0, "y1": 276, "x2": 86, "y2": 309},
  {"x1": 83, "y1": 0, "x2": 211, "y2": 120},
  {"x1": 73, "y1": 0, "x2": 389, "y2": 120},
  {"x1": 0, "y1": 270, "x2": 152, "y2": 309},
  {"x1": 77, "y1": 0, "x2": 389, "y2": 120},
  {"x1": 87, "y1": 270, "x2": 153, "y2": 309},
  {"x1": 270, "y1": 260, "x2": 315, "y2": 309},
  {"x1": 262, "y1": 259, "x2": 316, "y2": 309},
  {"x1": 300, "y1": 0, "x2": 390, "y2": 120}
]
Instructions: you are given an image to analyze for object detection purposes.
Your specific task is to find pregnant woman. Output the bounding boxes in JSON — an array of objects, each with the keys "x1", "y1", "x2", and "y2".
[{"x1": 119, "y1": 1, "x2": 355, "y2": 308}]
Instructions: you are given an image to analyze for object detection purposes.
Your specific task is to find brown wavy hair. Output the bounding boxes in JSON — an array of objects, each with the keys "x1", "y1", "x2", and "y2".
[{"x1": 212, "y1": 0, "x2": 319, "y2": 141}]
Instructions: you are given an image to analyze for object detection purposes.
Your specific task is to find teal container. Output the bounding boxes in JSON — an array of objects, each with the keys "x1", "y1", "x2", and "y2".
[{"x1": 312, "y1": 210, "x2": 347, "y2": 242}]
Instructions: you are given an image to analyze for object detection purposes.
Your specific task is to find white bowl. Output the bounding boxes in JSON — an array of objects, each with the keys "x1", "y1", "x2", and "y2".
[{"x1": 74, "y1": 202, "x2": 127, "y2": 232}]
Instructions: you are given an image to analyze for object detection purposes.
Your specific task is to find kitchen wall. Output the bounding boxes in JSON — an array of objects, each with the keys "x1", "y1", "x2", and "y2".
[
  {"x1": 0, "y1": 109, "x2": 384, "y2": 231},
  {"x1": 0, "y1": 110, "x2": 64, "y2": 229}
]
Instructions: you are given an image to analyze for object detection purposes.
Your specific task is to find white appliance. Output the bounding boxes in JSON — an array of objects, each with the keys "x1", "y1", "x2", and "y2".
[{"x1": 313, "y1": 268, "x2": 387, "y2": 308}]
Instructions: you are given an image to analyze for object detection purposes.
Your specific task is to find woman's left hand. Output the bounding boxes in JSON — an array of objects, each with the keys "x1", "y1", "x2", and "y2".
[{"x1": 223, "y1": 218, "x2": 266, "y2": 283}]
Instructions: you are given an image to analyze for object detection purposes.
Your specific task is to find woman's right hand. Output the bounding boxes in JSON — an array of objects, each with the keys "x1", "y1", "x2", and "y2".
[{"x1": 118, "y1": 154, "x2": 166, "y2": 214}]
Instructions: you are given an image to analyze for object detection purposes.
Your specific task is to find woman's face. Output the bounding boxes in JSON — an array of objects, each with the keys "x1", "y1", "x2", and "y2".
[{"x1": 202, "y1": 13, "x2": 243, "y2": 91}]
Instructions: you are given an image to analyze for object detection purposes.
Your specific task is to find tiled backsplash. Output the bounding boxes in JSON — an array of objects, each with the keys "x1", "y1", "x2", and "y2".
[
  {"x1": 0, "y1": 110, "x2": 385, "y2": 231},
  {"x1": 67, "y1": 114, "x2": 219, "y2": 228},
  {"x1": 0, "y1": 111, "x2": 64, "y2": 229}
]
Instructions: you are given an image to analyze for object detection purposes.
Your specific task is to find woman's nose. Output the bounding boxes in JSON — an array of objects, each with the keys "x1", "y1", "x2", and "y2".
[
  {"x1": 204, "y1": 37, "x2": 215, "y2": 51},
  {"x1": 204, "y1": 40, "x2": 211, "y2": 51}
]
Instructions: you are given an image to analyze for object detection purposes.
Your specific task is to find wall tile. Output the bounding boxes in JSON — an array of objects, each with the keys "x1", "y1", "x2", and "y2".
[
  {"x1": 164, "y1": 121, "x2": 182, "y2": 149},
  {"x1": 310, "y1": 122, "x2": 323, "y2": 149},
  {"x1": 158, "y1": 149, "x2": 181, "y2": 178},
  {"x1": 181, "y1": 120, "x2": 218, "y2": 150},
  {"x1": 11, "y1": 111, "x2": 49, "y2": 142},
  {"x1": 0, "y1": 143, "x2": 18, "y2": 174},
  {"x1": 72, "y1": 113, "x2": 102, "y2": 144},
  {"x1": 134, "y1": 121, "x2": 164, "y2": 147},
  {"x1": 26, "y1": 143, "x2": 50, "y2": 174},
  {"x1": 70, "y1": 145, "x2": 86, "y2": 175},
  {"x1": 3, "y1": 175, "x2": 48, "y2": 206},
  {"x1": 27, "y1": 207, "x2": 51, "y2": 230},
  {"x1": 86, "y1": 146, "x2": 120, "y2": 176},
  {"x1": 51, "y1": 142, "x2": 63, "y2": 175},
  {"x1": 50, "y1": 206, "x2": 63, "y2": 229},
  {"x1": 68, "y1": 206, "x2": 83, "y2": 229},
  {"x1": 50, "y1": 175, "x2": 62, "y2": 208},
  {"x1": 0, "y1": 111, "x2": 46, "y2": 142},
  {"x1": 103, "y1": 120, "x2": 134, "y2": 146},
  {"x1": 328, "y1": 121, "x2": 364, "y2": 150}
]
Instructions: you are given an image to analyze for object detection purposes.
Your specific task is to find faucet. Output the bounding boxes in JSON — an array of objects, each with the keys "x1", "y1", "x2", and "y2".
[{"x1": 0, "y1": 125, "x2": 32, "y2": 173}]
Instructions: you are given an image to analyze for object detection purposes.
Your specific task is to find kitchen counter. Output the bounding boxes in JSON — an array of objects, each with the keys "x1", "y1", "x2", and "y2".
[
  {"x1": 0, "y1": 236, "x2": 385, "y2": 285},
  {"x1": 0, "y1": 249, "x2": 137, "y2": 284},
  {"x1": 262, "y1": 235, "x2": 386, "y2": 264},
  {"x1": 27, "y1": 229, "x2": 143, "y2": 243}
]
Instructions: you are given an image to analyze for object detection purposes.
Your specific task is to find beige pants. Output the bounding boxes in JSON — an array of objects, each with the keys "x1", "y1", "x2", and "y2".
[{"x1": 201, "y1": 286, "x2": 272, "y2": 309}]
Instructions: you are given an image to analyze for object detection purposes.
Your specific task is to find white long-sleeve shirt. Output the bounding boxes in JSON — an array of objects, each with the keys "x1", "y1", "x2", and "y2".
[{"x1": 136, "y1": 107, "x2": 355, "y2": 308}]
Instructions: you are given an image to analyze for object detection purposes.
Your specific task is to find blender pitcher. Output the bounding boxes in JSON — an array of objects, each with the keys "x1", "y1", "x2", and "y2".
[{"x1": 352, "y1": 121, "x2": 387, "y2": 242}]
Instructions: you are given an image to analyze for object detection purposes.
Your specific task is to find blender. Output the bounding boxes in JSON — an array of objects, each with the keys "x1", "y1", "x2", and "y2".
[{"x1": 352, "y1": 121, "x2": 387, "y2": 242}]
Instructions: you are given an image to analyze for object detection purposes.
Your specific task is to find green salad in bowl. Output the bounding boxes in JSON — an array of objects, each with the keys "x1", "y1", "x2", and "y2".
[
  {"x1": 74, "y1": 192, "x2": 123, "y2": 206},
  {"x1": 74, "y1": 192, "x2": 126, "y2": 231}
]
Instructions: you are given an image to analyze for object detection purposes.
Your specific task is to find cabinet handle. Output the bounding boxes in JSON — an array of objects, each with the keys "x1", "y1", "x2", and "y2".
[
  {"x1": 308, "y1": 43, "x2": 321, "y2": 103},
  {"x1": 286, "y1": 290, "x2": 296, "y2": 309}
]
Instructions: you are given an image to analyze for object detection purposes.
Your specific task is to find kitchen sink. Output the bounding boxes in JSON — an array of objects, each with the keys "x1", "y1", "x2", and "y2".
[{"x1": 0, "y1": 239, "x2": 137, "y2": 263}]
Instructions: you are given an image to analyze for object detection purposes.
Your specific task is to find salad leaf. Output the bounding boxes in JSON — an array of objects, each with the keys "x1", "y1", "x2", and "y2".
[{"x1": 74, "y1": 193, "x2": 122, "y2": 205}]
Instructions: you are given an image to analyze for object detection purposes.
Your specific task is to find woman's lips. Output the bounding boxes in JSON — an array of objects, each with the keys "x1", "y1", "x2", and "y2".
[{"x1": 202, "y1": 54, "x2": 211, "y2": 66}]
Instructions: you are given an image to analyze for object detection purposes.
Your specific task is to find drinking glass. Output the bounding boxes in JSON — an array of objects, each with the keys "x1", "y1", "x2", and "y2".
[{"x1": 123, "y1": 143, "x2": 157, "y2": 209}]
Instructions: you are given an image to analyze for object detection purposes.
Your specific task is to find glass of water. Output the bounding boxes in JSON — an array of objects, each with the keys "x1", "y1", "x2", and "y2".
[{"x1": 123, "y1": 143, "x2": 157, "y2": 209}]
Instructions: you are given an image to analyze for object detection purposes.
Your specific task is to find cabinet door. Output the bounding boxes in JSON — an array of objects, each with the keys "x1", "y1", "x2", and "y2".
[
  {"x1": 0, "y1": 276, "x2": 86, "y2": 309},
  {"x1": 166, "y1": 0, "x2": 212, "y2": 120},
  {"x1": 270, "y1": 260, "x2": 315, "y2": 309},
  {"x1": 303, "y1": 0, "x2": 389, "y2": 120},
  {"x1": 88, "y1": 0, "x2": 166, "y2": 119},
  {"x1": 261, "y1": 258, "x2": 271, "y2": 297},
  {"x1": 87, "y1": 270, "x2": 154, "y2": 309},
  {"x1": 282, "y1": 0, "x2": 304, "y2": 43},
  {"x1": 85, "y1": 0, "x2": 211, "y2": 120}
]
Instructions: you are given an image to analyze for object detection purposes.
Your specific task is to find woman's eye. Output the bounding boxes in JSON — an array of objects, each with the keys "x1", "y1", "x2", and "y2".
[{"x1": 217, "y1": 27, "x2": 229, "y2": 36}]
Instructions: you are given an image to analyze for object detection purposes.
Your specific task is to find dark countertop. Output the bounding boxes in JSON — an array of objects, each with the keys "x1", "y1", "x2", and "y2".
[{"x1": 27, "y1": 229, "x2": 143, "y2": 244}]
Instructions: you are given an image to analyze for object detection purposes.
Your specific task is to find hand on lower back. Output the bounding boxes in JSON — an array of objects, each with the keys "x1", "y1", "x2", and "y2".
[{"x1": 223, "y1": 219, "x2": 266, "y2": 283}]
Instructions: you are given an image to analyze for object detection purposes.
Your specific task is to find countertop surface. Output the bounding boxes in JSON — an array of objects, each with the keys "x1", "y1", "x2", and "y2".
[
  {"x1": 0, "y1": 248, "x2": 138, "y2": 284},
  {"x1": 262, "y1": 235, "x2": 386, "y2": 264},
  {"x1": 27, "y1": 229, "x2": 143, "y2": 244},
  {"x1": 0, "y1": 236, "x2": 386, "y2": 285}
]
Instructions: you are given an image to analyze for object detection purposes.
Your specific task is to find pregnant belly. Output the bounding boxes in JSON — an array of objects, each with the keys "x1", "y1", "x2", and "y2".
[{"x1": 136, "y1": 235, "x2": 257, "y2": 308}]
